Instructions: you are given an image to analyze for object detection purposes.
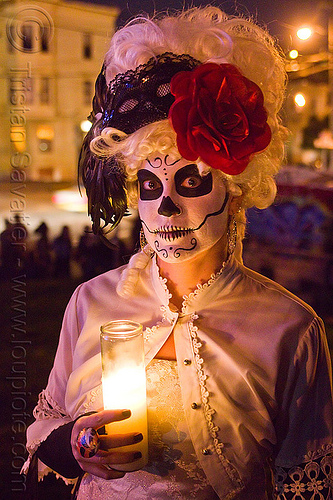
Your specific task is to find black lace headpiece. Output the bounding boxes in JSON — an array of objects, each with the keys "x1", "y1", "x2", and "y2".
[
  {"x1": 78, "y1": 52, "x2": 201, "y2": 236},
  {"x1": 102, "y1": 52, "x2": 201, "y2": 133}
]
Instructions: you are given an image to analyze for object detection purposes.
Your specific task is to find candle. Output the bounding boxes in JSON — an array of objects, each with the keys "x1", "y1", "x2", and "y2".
[{"x1": 100, "y1": 320, "x2": 148, "y2": 471}]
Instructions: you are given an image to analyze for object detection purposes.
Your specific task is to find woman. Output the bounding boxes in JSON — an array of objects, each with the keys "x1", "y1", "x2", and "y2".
[{"x1": 23, "y1": 7, "x2": 332, "y2": 499}]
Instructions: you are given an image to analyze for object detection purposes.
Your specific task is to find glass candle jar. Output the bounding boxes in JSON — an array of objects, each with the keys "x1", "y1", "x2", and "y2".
[{"x1": 100, "y1": 320, "x2": 148, "y2": 471}]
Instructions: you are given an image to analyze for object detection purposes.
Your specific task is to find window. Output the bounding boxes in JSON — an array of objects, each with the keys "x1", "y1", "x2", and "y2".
[
  {"x1": 7, "y1": 21, "x2": 50, "y2": 52},
  {"x1": 38, "y1": 167, "x2": 55, "y2": 181},
  {"x1": 37, "y1": 125, "x2": 54, "y2": 152},
  {"x1": 41, "y1": 26, "x2": 50, "y2": 52},
  {"x1": 83, "y1": 80, "x2": 93, "y2": 106},
  {"x1": 83, "y1": 33, "x2": 92, "y2": 59},
  {"x1": 22, "y1": 23, "x2": 33, "y2": 51},
  {"x1": 8, "y1": 76, "x2": 33, "y2": 106},
  {"x1": 40, "y1": 78, "x2": 50, "y2": 104},
  {"x1": 25, "y1": 77, "x2": 34, "y2": 105}
]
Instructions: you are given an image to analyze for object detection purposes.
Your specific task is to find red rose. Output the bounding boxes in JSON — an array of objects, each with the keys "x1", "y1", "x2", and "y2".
[{"x1": 168, "y1": 63, "x2": 271, "y2": 175}]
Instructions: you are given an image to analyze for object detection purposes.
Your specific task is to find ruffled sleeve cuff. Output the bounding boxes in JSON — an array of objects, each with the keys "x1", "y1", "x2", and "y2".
[{"x1": 274, "y1": 444, "x2": 333, "y2": 499}]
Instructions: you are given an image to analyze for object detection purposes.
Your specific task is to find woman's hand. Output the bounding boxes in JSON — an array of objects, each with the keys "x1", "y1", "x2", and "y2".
[{"x1": 71, "y1": 409, "x2": 143, "y2": 479}]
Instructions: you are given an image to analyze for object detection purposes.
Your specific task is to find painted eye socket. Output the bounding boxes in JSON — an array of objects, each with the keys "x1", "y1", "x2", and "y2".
[
  {"x1": 181, "y1": 176, "x2": 202, "y2": 189},
  {"x1": 137, "y1": 169, "x2": 163, "y2": 201},
  {"x1": 175, "y1": 164, "x2": 213, "y2": 198}
]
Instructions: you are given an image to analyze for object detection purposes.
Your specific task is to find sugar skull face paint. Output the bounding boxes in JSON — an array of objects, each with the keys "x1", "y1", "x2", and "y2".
[{"x1": 138, "y1": 153, "x2": 230, "y2": 263}]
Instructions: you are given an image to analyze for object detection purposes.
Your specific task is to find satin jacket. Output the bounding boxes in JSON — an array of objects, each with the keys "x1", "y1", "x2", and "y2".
[{"x1": 24, "y1": 255, "x2": 333, "y2": 499}]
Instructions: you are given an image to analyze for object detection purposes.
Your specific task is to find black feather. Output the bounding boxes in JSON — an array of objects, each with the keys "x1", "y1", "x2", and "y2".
[{"x1": 78, "y1": 64, "x2": 128, "y2": 237}]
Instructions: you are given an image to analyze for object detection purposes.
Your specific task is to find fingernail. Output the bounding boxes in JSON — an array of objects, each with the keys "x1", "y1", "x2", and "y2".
[
  {"x1": 133, "y1": 451, "x2": 142, "y2": 460},
  {"x1": 122, "y1": 410, "x2": 131, "y2": 418},
  {"x1": 98, "y1": 425, "x2": 106, "y2": 435},
  {"x1": 133, "y1": 433, "x2": 143, "y2": 443}
]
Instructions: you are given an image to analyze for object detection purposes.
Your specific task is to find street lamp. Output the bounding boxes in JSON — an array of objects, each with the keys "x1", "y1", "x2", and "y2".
[
  {"x1": 289, "y1": 49, "x2": 299, "y2": 59},
  {"x1": 293, "y1": 3, "x2": 333, "y2": 170},
  {"x1": 294, "y1": 93, "x2": 306, "y2": 107},
  {"x1": 296, "y1": 27, "x2": 313, "y2": 40},
  {"x1": 80, "y1": 120, "x2": 92, "y2": 133}
]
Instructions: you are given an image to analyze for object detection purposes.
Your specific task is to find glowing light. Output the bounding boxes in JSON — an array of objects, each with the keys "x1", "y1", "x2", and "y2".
[
  {"x1": 80, "y1": 120, "x2": 92, "y2": 132},
  {"x1": 52, "y1": 187, "x2": 88, "y2": 212},
  {"x1": 314, "y1": 130, "x2": 333, "y2": 150},
  {"x1": 101, "y1": 321, "x2": 148, "y2": 472},
  {"x1": 37, "y1": 125, "x2": 54, "y2": 140},
  {"x1": 288, "y1": 60, "x2": 300, "y2": 72},
  {"x1": 11, "y1": 127, "x2": 26, "y2": 152},
  {"x1": 289, "y1": 49, "x2": 299, "y2": 59},
  {"x1": 294, "y1": 93, "x2": 306, "y2": 107},
  {"x1": 297, "y1": 27, "x2": 312, "y2": 40}
]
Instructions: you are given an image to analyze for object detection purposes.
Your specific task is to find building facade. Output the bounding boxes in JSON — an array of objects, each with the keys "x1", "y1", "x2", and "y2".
[{"x1": 0, "y1": 0, "x2": 119, "y2": 181}]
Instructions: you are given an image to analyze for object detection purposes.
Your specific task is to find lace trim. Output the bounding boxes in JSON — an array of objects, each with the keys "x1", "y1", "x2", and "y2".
[
  {"x1": 21, "y1": 454, "x2": 79, "y2": 486},
  {"x1": 33, "y1": 389, "x2": 68, "y2": 420},
  {"x1": 275, "y1": 452, "x2": 333, "y2": 500},
  {"x1": 21, "y1": 455, "x2": 32, "y2": 475},
  {"x1": 277, "y1": 444, "x2": 333, "y2": 468},
  {"x1": 144, "y1": 305, "x2": 170, "y2": 343},
  {"x1": 37, "y1": 464, "x2": 78, "y2": 487},
  {"x1": 108, "y1": 52, "x2": 201, "y2": 94},
  {"x1": 143, "y1": 261, "x2": 173, "y2": 343},
  {"x1": 155, "y1": 259, "x2": 172, "y2": 302},
  {"x1": 102, "y1": 52, "x2": 201, "y2": 135},
  {"x1": 181, "y1": 260, "x2": 227, "y2": 315},
  {"x1": 83, "y1": 385, "x2": 103, "y2": 412},
  {"x1": 27, "y1": 439, "x2": 43, "y2": 455},
  {"x1": 188, "y1": 313, "x2": 243, "y2": 488},
  {"x1": 303, "y1": 444, "x2": 333, "y2": 463}
]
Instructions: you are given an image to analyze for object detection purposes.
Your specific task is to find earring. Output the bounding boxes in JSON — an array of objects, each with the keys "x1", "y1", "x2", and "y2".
[
  {"x1": 140, "y1": 227, "x2": 147, "y2": 250},
  {"x1": 227, "y1": 214, "x2": 237, "y2": 257},
  {"x1": 140, "y1": 228, "x2": 154, "y2": 258}
]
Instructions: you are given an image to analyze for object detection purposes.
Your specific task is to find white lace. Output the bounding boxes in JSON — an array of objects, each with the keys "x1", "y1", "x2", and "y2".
[
  {"x1": 157, "y1": 273, "x2": 172, "y2": 301},
  {"x1": 144, "y1": 305, "x2": 169, "y2": 343},
  {"x1": 25, "y1": 390, "x2": 70, "y2": 455},
  {"x1": 77, "y1": 359, "x2": 218, "y2": 499},
  {"x1": 33, "y1": 389, "x2": 68, "y2": 420},
  {"x1": 187, "y1": 313, "x2": 243, "y2": 489},
  {"x1": 143, "y1": 259, "x2": 228, "y2": 344},
  {"x1": 275, "y1": 448, "x2": 333, "y2": 499},
  {"x1": 83, "y1": 385, "x2": 103, "y2": 413},
  {"x1": 181, "y1": 260, "x2": 227, "y2": 315}
]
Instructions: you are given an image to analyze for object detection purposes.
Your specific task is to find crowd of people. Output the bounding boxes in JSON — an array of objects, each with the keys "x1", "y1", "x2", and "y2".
[{"x1": 0, "y1": 215, "x2": 140, "y2": 281}]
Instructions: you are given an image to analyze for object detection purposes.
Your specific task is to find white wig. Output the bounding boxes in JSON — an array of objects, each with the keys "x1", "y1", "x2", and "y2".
[{"x1": 89, "y1": 6, "x2": 287, "y2": 212}]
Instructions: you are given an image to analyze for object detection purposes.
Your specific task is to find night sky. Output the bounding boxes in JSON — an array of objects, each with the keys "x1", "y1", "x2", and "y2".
[{"x1": 84, "y1": 0, "x2": 328, "y2": 51}]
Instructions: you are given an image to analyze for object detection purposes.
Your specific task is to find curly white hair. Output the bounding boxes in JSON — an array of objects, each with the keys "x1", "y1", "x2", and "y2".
[{"x1": 91, "y1": 6, "x2": 287, "y2": 212}]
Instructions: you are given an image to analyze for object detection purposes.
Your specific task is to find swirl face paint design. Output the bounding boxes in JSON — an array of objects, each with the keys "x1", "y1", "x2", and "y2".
[{"x1": 138, "y1": 154, "x2": 230, "y2": 263}]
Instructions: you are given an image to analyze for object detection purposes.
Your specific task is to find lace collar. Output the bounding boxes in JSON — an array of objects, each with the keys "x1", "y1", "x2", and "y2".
[{"x1": 150, "y1": 254, "x2": 238, "y2": 315}]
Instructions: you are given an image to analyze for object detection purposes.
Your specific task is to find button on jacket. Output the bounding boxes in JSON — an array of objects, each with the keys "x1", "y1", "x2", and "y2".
[{"x1": 25, "y1": 255, "x2": 333, "y2": 499}]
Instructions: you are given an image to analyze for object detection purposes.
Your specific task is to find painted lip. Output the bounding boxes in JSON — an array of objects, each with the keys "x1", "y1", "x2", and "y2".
[
  {"x1": 141, "y1": 191, "x2": 229, "y2": 243},
  {"x1": 153, "y1": 225, "x2": 194, "y2": 241}
]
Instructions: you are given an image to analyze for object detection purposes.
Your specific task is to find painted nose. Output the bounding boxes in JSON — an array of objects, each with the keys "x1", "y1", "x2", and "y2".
[{"x1": 158, "y1": 196, "x2": 181, "y2": 217}]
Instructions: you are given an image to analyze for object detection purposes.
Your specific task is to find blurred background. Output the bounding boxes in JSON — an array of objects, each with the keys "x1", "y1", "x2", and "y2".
[{"x1": 1, "y1": 0, "x2": 333, "y2": 497}]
